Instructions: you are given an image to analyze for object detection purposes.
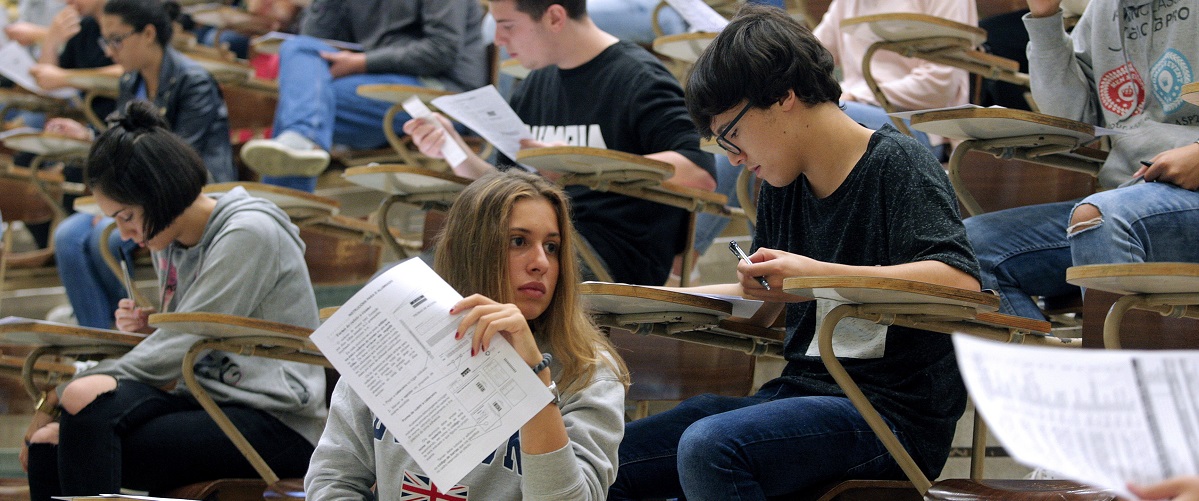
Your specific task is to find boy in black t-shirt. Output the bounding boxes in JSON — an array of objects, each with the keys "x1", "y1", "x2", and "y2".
[
  {"x1": 404, "y1": 0, "x2": 715, "y2": 286},
  {"x1": 608, "y1": 5, "x2": 980, "y2": 500}
]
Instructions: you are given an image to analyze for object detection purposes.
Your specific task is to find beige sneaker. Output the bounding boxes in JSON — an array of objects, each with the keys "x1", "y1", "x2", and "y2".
[{"x1": 241, "y1": 131, "x2": 331, "y2": 178}]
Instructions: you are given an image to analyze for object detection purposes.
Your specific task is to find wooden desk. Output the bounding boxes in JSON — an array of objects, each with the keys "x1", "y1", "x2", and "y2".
[
  {"x1": 518, "y1": 146, "x2": 730, "y2": 285},
  {"x1": 186, "y1": 52, "x2": 254, "y2": 84},
  {"x1": 148, "y1": 312, "x2": 325, "y2": 488},
  {"x1": 842, "y1": 13, "x2": 1028, "y2": 134},
  {"x1": 341, "y1": 164, "x2": 470, "y2": 257},
  {"x1": 185, "y1": 4, "x2": 273, "y2": 37},
  {"x1": 781, "y1": 276, "x2": 1066, "y2": 492},
  {"x1": 1183, "y1": 81, "x2": 1199, "y2": 106},
  {"x1": 651, "y1": 32, "x2": 717, "y2": 64},
  {"x1": 580, "y1": 282, "x2": 783, "y2": 357},
  {"x1": 1066, "y1": 263, "x2": 1199, "y2": 349},
  {"x1": 910, "y1": 107, "x2": 1105, "y2": 216},
  {"x1": 205, "y1": 182, "x2": 340, "y2": 222},
  {"x1": 499, "y1": 59, "x2": 531, "y2": 81},
  {"x1": 63, "y1": 69, "x2": 121, "y2": 129},
  {"x1": 0, "y1": 317, "x2": 145, "y2": 400}
]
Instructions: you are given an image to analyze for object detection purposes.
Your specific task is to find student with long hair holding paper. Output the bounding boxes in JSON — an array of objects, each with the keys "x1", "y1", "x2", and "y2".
[{"x1": 306, "y1": 171, "x2": 629, "y2": 500}]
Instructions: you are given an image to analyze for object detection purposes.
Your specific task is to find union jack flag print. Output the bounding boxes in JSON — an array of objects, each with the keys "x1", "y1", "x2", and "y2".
[{"x1": 400, "y1": 470, "x2": 469, "y2": 500}]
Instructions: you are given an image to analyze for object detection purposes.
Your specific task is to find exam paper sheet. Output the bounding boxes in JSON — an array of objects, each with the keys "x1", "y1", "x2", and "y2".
[
  {"x1": 954, "y1": 335, "x2": 1199, "y2": 499},
  {"x1": 665, "y1": 0, "x2": 729, "y2": 33},
  {"x1": 0, "y1": 41, "x2": 78, "y2": 99},
  {"x1": 430, "y1": 85, "x2": 531, "y2": 164},
  {"x1": 311, "y1": 258, "x2": 552, "y2": 492}
]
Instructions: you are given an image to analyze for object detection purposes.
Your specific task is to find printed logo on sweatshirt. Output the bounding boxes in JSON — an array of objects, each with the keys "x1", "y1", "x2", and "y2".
[
  {"x1": 194, "y1": 353, "x2": 242, "y2": 385},
  {"x1": 399, "y1": 470, "x2": 469, "y2": 500},
  {"x1": 1151, "y1": 49, "x2": 1193, "y2": 114},
  {"x1": 527, "y1": 124, "x2": 608, "y2": 149},
  {"x1": 480, "y1": 432, "x2": 522, "y2": 475},
  {"x1": 1099, "y1": 62, "x2": 1146, "y2": 118}
]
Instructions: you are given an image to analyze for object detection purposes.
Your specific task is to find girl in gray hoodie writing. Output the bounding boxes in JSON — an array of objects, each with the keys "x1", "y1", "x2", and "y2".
[{"x1": 23, "y1": 100, "x2": 325, "y2": 500}]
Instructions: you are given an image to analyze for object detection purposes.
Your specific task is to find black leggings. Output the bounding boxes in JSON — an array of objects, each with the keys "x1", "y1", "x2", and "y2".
[{"x1": 26, "y1": 379, "x2": 314, "y2": 501}]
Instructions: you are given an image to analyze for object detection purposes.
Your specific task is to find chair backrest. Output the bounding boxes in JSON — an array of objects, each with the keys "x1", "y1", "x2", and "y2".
[{"x1": 0, "y1": 177, "x2": 59, "y2": 225}]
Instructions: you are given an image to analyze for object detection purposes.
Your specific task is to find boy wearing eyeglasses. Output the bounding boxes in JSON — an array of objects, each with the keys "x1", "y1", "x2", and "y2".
[
  {"x1": 607, "y1": 5, "x2": 980, "y2": 500},
  {"x1": 403, "y1": 0, "x2": 715, "y2": 286}
]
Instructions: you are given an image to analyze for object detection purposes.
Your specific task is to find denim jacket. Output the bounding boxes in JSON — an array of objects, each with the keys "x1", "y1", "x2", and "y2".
[{"x1": 116, "y1": 47, "x2": 235, "y2": 182}]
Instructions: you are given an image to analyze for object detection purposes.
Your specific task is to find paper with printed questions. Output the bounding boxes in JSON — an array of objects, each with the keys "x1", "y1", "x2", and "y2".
[
  {"x1": 430, "y1": 85, "x2": 532, "y2": 165},
  {"x1": 402, "y1": 96, "x2": 469, "y2": 168},
  {"x1": 0, "y1": 41, "x2": 77, "y2": 98},
  {"x1": 954, "y1": 335, "x2": 1199, "y2": 499},
  {"x1": 665, "y1": 0, "x2": 729, "y2": 33},
  {"x1": 311, "y1": 258, "x2": 552, "y2": 492}
]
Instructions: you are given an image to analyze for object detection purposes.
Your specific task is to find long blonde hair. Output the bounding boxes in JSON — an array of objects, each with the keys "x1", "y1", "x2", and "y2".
[{"x1": 434, "y1": 171, "x2": 629, "y2": 393}]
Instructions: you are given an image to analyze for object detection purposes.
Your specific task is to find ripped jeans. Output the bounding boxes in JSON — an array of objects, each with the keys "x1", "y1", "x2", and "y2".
[
  {"x1": 26, "y1": 379, "x2": 314, "y2": 501},
  {"x1": 964, "y1": 182, "x2": 1199, "y2": 320}
]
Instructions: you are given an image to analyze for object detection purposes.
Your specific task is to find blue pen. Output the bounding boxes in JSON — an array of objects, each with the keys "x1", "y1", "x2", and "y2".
[{"x1": 729, "y1": 241, "x2": 771, "y2": 290}]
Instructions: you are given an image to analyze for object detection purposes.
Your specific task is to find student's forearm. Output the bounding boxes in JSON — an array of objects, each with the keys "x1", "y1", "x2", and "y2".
[
  {"x1": 519, "y1": 370, "x2": 569, "y2": 454},
  {"x1": 450, "y1": 155, "x2": 497, "y2": 180},
  {"x1": 647, "y1": 151, "x2": 717, "y2": 191}
]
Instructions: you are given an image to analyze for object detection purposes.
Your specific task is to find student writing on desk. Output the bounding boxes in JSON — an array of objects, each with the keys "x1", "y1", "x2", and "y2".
[
  {"x1": 23, "y1": 101, "x2": 325, "y2": 500},
  {"x1": 404, "y1": 0, "x2": 716, "y2": 286},
  {"x1": 606, "y1": 5, "x2": 980, "y2": 499},
  {"x1": 306, "y1": 171, "x2": 630, "y2": 500}
]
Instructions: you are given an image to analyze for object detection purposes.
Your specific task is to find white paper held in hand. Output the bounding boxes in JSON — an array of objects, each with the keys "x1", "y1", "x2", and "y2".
[
  {"x1": 310, "y1": 258, "x2": 553, "y2": 492},
  {"x1": 402, "y1": 96, "x2": 469, "y2": 168}
]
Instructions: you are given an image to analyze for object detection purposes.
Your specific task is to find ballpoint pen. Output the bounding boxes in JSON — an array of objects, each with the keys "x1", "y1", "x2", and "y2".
[{"x1": 729, "y1": 241, "x2": 771, "y2": 290}]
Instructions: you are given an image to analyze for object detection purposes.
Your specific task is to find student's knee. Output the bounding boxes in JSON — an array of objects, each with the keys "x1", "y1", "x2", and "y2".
[
  {"x1": 60, "y1": 375, "x2": 118, "y2": 415},
  {"x1": 28, "y1": 422, "x2": 59, "y2": 445},
  {"x1": 1068, "y1": 203, "x2": 1103, "y2": 235}
]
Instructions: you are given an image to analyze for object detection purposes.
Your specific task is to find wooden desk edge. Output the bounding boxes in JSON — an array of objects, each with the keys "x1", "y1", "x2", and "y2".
[
  {"x1": 909, "y1": 108, "x2": 1095, "y2": 138},
  {"x1": 781, "y1": 276, "x2": 999, "y2": 309},
  {"x1": 148, "y1": 312, "x2": 314, "y2": 339},
  {"x1": 580, "y1": 283, "x2": 734, "y2": 316}
]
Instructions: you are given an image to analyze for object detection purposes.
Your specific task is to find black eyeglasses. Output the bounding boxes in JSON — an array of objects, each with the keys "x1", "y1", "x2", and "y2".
[
  {"x1": 98, "y1": 31, "x2": 137, "y2": 52},
  {"x1": 715, "y1": 102, "x2": 752, "y2": 156}
]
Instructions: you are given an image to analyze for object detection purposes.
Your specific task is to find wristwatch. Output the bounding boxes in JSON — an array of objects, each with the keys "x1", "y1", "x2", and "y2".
[
  {"x1": 35, "y1": 391, "x2": 60, "y2": 419},
  {"x1": 546, "y1": 380, "x2": 560, "y2": 407}
]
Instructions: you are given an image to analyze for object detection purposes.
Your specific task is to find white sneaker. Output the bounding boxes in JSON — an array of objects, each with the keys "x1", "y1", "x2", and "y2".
[
  {"x1": 240, "y1": 131, "x2": 331, "y2": 178},
  {"x1": 46, "y1": 303, "x2": 77, "y2": 325}
]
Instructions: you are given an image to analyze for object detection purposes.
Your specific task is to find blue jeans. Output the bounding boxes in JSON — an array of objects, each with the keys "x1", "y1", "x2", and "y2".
[
  {"x1": 842, "y1": 101, "x2": 942, "y2": 159},
  {"x1": 1069, "y1": 182, "x2": 1199, "y2": 266},
  {"x1": 26, "y1": 379, "x2": 313, "y2": 500},
  {"x1": 588, "y1": 0, "x2": 686, "y2": 45},
  {"x1": 262, "y1": 35, "x2": 421, "y2": 192},
  {"x1": 53, "y1": 213, "x2": 136, "y2": 329},
  {"x1": 608, "y1": 383, "x2": 907, "y2": 500},
  {"x1": 693, "y1": 154, "x2": 753, "y2": 255}
]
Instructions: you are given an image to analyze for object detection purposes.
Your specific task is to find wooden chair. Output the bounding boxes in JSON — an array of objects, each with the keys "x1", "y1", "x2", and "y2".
[
  {"x1": 1066, "y1": 263, "x2": 1199, "y2": 350},
  {"x1": 840, "y1": 13, "x2": 1030, "y2": 135},
  {"x1": 0, "y1": 318, "x2": 145, "y2": 401},
  {"x1": 0, "y1": 141, "x2": 85, "y2": 291},
  {"x1": 149, "y1": 312, "x2": 329, "y2": 500},
  {"x1": 579, "y1": 282, "x2": 779, "y2": 419},
  {"x1": 776, "y1": 276, "x2": 1111, "y2": 500},
  {"x1": 341, "y1": 164, "x2": 471, "y2": 258},
  {"x1": 518, "y1": 146, "x2": 733, "y2": 285},
  {"x1": 353, "y1": 83, "x2": 463, "y2": 170}
]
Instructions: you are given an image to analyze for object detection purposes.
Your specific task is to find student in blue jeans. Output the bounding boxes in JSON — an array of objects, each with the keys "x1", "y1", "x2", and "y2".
[
  {"x1": 608, "y1": 5, "x2": 980, "y2": 500},
  {"x1": 239, "y1": 0, "x2": 487, "y2": 192}
]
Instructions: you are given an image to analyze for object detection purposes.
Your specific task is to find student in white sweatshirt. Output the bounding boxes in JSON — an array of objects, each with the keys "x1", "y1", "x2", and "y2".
[
  {"x1": 306, "y1": 171, "x2": 630, "y2": 501},
  {"x1": 22, "y1": 100, "x2": 325, "y2": 501}
]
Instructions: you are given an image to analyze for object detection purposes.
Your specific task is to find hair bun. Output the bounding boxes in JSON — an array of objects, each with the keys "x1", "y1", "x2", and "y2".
[{"x1": 110, "y1": 100, "x2": 168, "y2": 131}]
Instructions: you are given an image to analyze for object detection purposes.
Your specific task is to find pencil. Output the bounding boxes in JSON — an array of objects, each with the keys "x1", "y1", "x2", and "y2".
[{"x1": 119, "y1": 258, "x2": 137, "y2": 306}]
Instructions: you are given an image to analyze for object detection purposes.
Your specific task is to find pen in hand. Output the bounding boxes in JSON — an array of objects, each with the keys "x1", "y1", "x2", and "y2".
[
  {"x1": 119, "y1": 254, "x2": 138, "y2": 306},
  {"x1": 729, "y1": 241, "x2": 771, "y2": 290}
]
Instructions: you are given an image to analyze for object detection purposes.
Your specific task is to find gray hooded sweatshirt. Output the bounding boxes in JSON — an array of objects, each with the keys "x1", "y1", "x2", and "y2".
[
  {"x1": 77, "y1": 187, "x2": 327, "y2": 444},
  {"x1": 1024, "y1": 1, "x2": 1199, "y2": 189}
]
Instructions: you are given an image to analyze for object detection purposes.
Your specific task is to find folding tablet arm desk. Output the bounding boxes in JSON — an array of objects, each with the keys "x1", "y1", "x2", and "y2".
[
  {"x1": 1066, "y1": 263, "x2": 1199, "y2": 349},
  {"x1": 518, "y1": 146, "x2": 731, "y2": 286},
  {"x1": 354, "y1": 84, "x2": 460, "y2": 169},
  {"x1": 148, "y1": 312, "x2": 329, "y2": 489},
  {"x1": 781, "y1": 276, "x2": 1069, "y2": 493},
  {"x1": 580, "y1": 282, "x2": 785, "y2": 358},
  {"x1": 0, "y1": 318, "x2": 145, "y2": 401},
  {"x1": 841, "y1": 13, "x2": 1029, "y2": 135},
  {"x1": 910, "y1": 107, "x2": 1106, "y2": 217},
  {"x1": 342, "y1": 164, "x2": 471, "y2": 258}
]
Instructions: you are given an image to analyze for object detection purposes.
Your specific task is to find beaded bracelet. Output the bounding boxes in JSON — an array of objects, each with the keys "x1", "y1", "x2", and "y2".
[{"x1": 531, "y1": 353, "x2": 552, "y2": 374}]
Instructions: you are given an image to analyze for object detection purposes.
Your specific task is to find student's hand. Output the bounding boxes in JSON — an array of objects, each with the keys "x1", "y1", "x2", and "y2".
[
  {"x1": 517, "y1": 138, "x2": 567, "y2": 182},
  {"x1": 30, "y1": 64, "x2": 70, "y2": 91},
  {"x1": 19, "y1": 421, "x2": 58, "y2": 472},
  {"x1": 43, "y1": 118, "x2": 92, "y2": 141},
  {"x1": 1129, "y1": 476, "x2": 1199, "y2": 500},
  {"x1": 114, "y1": 298, "x2": 156, "y2": 334},
  {"x1": 319, "y1": 51, "x2": 367, "y2": 78},
  {"x1": 451, "y1": 294, "x2": 543, "y2": 368},
  {"x1": 736, "y1": 247, "x2": 829, "y2": 303},
  {"x1": 1136, "y1": 143, "x2": 1199, "y2": 191},
  {"x1": 4, "y1": 22, "x2": 49, "y2": 46},
  {"x1": 47, "y1": 6, "x2": 82, "y2": 46},
  {"x1": 403, "y1": 113, "x2": 466, "y2": 159},
  {"x1": 1026, "y1": 0, "x2": 1062, "y2": 17}
]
